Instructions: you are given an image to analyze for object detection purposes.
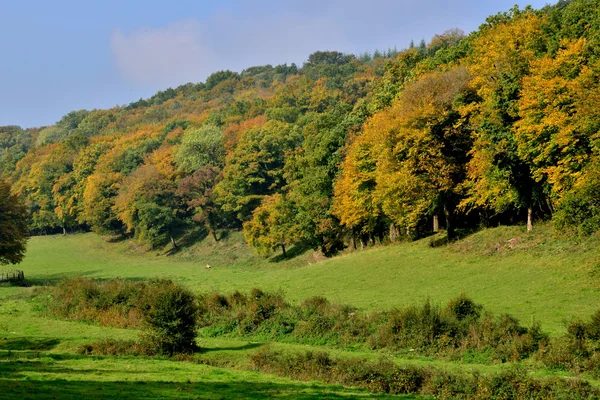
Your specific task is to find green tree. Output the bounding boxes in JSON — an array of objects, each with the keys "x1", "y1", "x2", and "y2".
[
  {"x1": 243, "y1": 193, "x2": 301, "y2": 257},
  {"x1": 215, "y1": 120, "x2": 301, "y2": 221},
  {"x1": 0, "y1": 180, "x2": 29, "y2": 264},
  {"x1": 174, "y1": 124, "x2": 225, "y2": 172}
]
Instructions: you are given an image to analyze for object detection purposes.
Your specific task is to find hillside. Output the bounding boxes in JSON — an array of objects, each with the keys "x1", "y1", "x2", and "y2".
[
  {"x1": 11, "y1": 223, "x2": 600, "y2": 334},
  {"x1": 2, "y1": 1, "x2": 600, "y2": 260}
]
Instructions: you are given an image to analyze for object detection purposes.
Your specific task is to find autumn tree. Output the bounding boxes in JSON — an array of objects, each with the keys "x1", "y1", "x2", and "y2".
[
  {"x1": 374, "y1": 68, "x2": 475, "y2": 239},
  {"x1": 114, "y1": 164, "x2": 183, "y2": 248},
  {"x1": 177, "y1": 166, "x2": 223, "y2": 241},
  {"x1": 516, "y1": 38, "x2": 600, "y2": 200},
  {"x1": 461, "y1": 9, "x2": 547, "y2": 229},
  {"x1": 0, "y1": 180, "x2": 29, "y2": 264},
  {"x1": 243, "y1": 193, "x2": 301, "y2": 257}
]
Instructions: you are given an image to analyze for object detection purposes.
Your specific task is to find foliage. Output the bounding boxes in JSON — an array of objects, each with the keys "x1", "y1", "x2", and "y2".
[
  {"x1": 139, "y1": 279, "x2": 199, "y2": 355},
  {"x1": 0, "y1": 180, "x2": 29, "y2": 264},
  {"x1": 177, "y1": 166, "x2": 223, "y2": 241},
  {"x1": 6, "y1": 0, "x2": 600, "y2": 253},
  {"x1": 251, "y1": 348, "x2": 599, "y2": 398},
  {"x1": 47, "y1": 277, "x2": 199, "y2": 355},
  {"x1": 174, "y1": 124, "x2": 226, "y2": 172},
  {"x1": 243, "y1": 193, "x2": 301, "y2": 256}
]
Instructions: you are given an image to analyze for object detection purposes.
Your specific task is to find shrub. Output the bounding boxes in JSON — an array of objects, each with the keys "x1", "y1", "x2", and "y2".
[
  {"x1": 139, "y1": 279, "x2": 199, "y2": 355},
  {"x1": 444, "y1": 293, "x2": 482, "y2": 322},
  {"x1": 47, "y1": 277, "x2": 145, "y2": 328},
  {"x1": 250, "y1": 347, "x2": 600, "y2": 398}
]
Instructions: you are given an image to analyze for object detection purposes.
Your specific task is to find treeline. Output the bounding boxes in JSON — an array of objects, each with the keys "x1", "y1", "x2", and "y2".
[{"x1": 2, "y1": 1, "x2": 600, "y2": 256}]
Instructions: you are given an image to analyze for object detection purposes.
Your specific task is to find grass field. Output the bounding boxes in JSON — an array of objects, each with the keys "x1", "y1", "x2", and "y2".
[
  {"x1": 0, "y1": 295, "x2": 409, "y2": 399},
  {"x1": 2, "y1": 223, "x2": 600, "y2": 398},
  {"x1": 10, "y1": 223, "x2": 600, "y2": 334}
]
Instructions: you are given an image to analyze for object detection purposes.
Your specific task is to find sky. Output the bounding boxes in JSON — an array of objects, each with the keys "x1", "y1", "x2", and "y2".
[{"x1": 0, "y1": 0, "x2": 553, "y2": 128}]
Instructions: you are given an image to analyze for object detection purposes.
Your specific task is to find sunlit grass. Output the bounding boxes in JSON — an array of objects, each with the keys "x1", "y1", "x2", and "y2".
[{"x1": 12, "y1": 223, "x2": 600, "y2": 334}]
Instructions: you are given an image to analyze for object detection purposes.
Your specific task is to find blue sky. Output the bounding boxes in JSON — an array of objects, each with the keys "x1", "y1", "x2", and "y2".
[{"x1": 0, "y1": 0, "x2": 553, "y2": 128}]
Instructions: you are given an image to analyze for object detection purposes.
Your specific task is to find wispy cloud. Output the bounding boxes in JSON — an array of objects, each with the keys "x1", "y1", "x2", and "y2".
[
  {"x1": 110, "y1": 7, "x2": 349, "y2": 88},
  {"x1": 110, "y1": 0, "x2": 548, "y2": 89},
  {"x1": 111, "y1": 20, "x2": 217, "y2": 87}
]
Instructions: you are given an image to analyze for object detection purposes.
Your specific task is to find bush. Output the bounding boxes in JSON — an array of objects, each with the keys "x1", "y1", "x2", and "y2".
[
  {"x1": 49, "y1": 277, "x2": 200, "y2": 355},
  {"x1": 47, "y1": 277, "x2": 145, "y2": 328},
  {"x1": 250, "y1": 347, "x2": 600, "y2": 398},
  {"x1": 139, "y1": 279, "x2": 199, "y2": 355}
]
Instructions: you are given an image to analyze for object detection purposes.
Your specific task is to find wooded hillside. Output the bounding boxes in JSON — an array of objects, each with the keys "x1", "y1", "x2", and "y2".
[{"x1": 2, "y1": 1, "x2": 600, "y2": 256}]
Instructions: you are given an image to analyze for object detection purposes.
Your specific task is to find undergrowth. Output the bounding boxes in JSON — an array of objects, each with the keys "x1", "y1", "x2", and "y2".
[
  {"x1": 250, "y1": 347, "x2": 599, "y2": 399},
  {"x1": 46, "y1": 277, "x2": 600, "y2": 376}
]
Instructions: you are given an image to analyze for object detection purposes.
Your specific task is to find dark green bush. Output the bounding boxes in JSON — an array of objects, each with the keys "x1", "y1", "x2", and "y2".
[
  {"x1": 445, "y1": 293, "x2": 482, "y2": 322},
  {"x1": 139, "y1": 279, "x2": 199, "y2": 355}
]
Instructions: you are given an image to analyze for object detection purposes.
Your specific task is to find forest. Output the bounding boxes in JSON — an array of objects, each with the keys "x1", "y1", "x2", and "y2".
[{"x1": 2, "y1": 0, "x2": 600, "y2": 258}]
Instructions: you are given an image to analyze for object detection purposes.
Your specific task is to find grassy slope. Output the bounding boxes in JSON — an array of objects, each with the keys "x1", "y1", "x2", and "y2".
[
  {"x1": 12, "y1": 224, "x2": 600, "y2": 334},
  {"x1": 3, "y1": 224, "x2": 600, "y2": 398},
  {"x1": 0, "y1": 297, "x2": 405, "y2": 399}
]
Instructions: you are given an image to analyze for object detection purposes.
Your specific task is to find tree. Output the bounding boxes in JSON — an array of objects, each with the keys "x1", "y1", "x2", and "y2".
[
  {"x1": 174, "y1": 124, "x2": 226, "y2": 172},
  {"x1": 114, "y1": 164, "x2": 183, "y2": 248},
  {"x1": 306, "y1": 51, "x2": 353, "y2": 66},
  {"x1": 215, "y1": 120, "x2": 301, "y2": 221},
  {"x1": 243, "y1": 193, "x2": 301, "y2": 257},
  {"x1": 177, "y1": 166, "x2": 223, "y2": 241},
  {"x1": 374, "y1": 67, "x2": 475, "y2": 239},
  {"x1": 516, "y1": 38, "x2": 600, "y2": 200},
  {"x1": 0, "y1": 180, "x2": 29, "y2": 264},
  {"x1": 284, "y1": 105, "x2": 352, "y2": 255},
  {"x1": 461, "y1": 10, "x2": 547, "y2": 229}
]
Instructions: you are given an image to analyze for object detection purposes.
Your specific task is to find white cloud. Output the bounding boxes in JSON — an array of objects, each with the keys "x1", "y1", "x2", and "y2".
[
  {"x1": 111, "y1": 20, "x2": 218, "y2": 87},
  {"x1": 110, "y1": 0, "x2": 550, "y2": 90},
  {"x1": 110, "y1": 10, "x2": 350, "y2": 88}
]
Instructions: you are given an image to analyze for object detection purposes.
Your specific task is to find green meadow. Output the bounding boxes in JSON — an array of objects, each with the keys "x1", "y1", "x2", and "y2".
[
  {"x1": 2, "y1": 224, "x2": 600, "y2": 398},
  {"x1": 11, "y1": 223, "x2": 600, "y2": 334}
]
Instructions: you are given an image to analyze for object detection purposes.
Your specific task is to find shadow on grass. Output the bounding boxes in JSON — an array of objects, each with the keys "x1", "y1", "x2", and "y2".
[
  {"x1": 269, "y1": 243, "x2": 312, "y2": 263},
  {"x1": 198, "y1": 342, "x2": 264, "y2": 353},
  {"x1": 0, "y1": 351, "x2": 90, "y2": 361},
  {"x1": 0, "y1": 337, "x2": 61, "y2": 351},
  {"x1": 428, "y1": 228, "x2": 480, "y2": 248},
  {"x1": 0, "y1": 350, "x2": 411, "y2": 399},
  {"x1": 0, "y1": 378, "x2": 407, "y2": 399},
  {"x1": 14, "y1": 270, "x2": 106, "y2": 287},
  {"x1": 164, "y1": 228, "x2": 210, "y2": 257}
]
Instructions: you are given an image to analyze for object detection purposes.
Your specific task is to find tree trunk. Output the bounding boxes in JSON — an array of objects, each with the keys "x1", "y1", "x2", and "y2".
[
  {"x1": 350, "y1": 232, "x2": 356, "y2": 251},
  {"x1": 527, "y1": 208, "x2": 533, "y2": 232},
  {"x1": 433, "y1": 215, "x2": 439, "y2": 233},
  {"x1": 63, "y1": 226, "x2": 67, "y2": 236},
  {"x1": 280, "y1": 244, "x2": 287, "y2": 258},
  {"x1": 209, "y1": 225, "x2": 218, "y2": 242},
  {"x1": 170, "y1": 235, "x2": 178, "y2": 249},
  {"x1": 389, "y1": 224, "x2": 397, "y2": 242},
  {"x1": 444, "y1": 206, "x2": 455, "y2": 240}
]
